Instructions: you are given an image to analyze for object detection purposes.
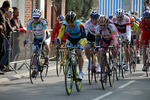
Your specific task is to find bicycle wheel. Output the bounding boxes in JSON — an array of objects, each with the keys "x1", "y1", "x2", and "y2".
[
  {"x1": 100, "y1": 56, "x2": 108, "y2": 90},
  {"x1": 65, "y1": 60, "x2": 73, "y2": 95},
  {"x1": 146, "y1": 54, "x2": 149, "y2": 77},
  {"x1": 109, "y1": 57, "x2": 115, "y2": 87},
  {"x1": 29, "y1": 55, "x2": 39, "y2": 84},
  {"x1": 56, "y1": 50, "x2": 62, "y2": 77},
  {"x1": 133, "y1": 49, "x2": 137, "y2": 72},
  {"x1": 88, "y1": 52, "x2": 94, "y2": 85},
  {"x1": 75, "y1": 58, "x2": 82, "y2": 92},
  {"x1": 40, "y1": 64, "x2": 48, "y2": 81}
]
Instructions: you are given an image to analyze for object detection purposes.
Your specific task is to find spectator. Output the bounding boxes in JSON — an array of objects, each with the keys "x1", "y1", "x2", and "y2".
[
  {"x1": 10, "y1": 7, "x2": 25, "y2": 69},
  {"x1": 144, "y1": 0, "x2": 150, "y2": 11},
  {"x1": 0, "y1": 1, "x2": 10, "y2": 75}
]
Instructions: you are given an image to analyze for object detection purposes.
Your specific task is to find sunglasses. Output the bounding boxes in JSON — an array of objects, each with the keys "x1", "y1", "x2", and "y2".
[
  {"x1": 117, "y1": 16, "x2": 123, "y2": 19},
  {"x1": 145, "y1": 17, "x2": 150, "y2": 19},
  {"x1": 67, "y1": 22, "x2": 75, "y2": 25},
  {"x1": 100, "y1": 24, "x2": 106, "y2": 27},
  {"x1": 33, "y1": 17, "x2": 39, "y2": 19}
]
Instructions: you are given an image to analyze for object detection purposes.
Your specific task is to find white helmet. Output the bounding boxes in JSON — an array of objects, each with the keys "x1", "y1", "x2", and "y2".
[
  {"x1": 116, "y1": 9, "x2": 124, "y2": 16},
  {"x1": 32, "y1": 9, "x2": 41, "y2": 18}
]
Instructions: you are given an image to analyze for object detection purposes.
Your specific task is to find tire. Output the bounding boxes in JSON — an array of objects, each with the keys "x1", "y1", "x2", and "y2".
[
  {"x1": 100, "y1": 55, "x2": 108, "y2": 90},
  {"x1": 29, "y1": 54, "x2": 38, "y2": 84},
  {"x1": 40, "y1": 64, "x2": 48, "y2": 81},
  {"x1": 88, "y1": 53, "x2": 93, "y2": 85},
  {"x1": 109, "y1": 58, "x2": 115, "y2": 87},
  {"x1": 56, "y1": 50, "x2": 62, "y2": 77},
  {"x1": 65, "y1": 60, "x2": 73, "y2": 95},
  {"x1": 146, "y1": 54, "x2": 149, "y2": 77},
  {"x1": 75, "y1": 57, "x2": 82, "y2": 92}
]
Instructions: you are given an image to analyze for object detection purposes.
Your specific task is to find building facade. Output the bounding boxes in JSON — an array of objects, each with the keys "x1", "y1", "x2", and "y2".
[
  {"x1": 99, "y1": 0, "x2": 143, "y2": 18},
  {"x1": 0, "y1": 0, "x2": 66, "y2": 29}
]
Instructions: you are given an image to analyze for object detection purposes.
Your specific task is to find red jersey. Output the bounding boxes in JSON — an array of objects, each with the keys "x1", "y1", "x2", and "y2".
[
  {"x1": 51, "y1": 22, "x2": 68, "y2": 42},
  {"x1": 139, "y1": 19, "x2": 150, "y2": 44}
]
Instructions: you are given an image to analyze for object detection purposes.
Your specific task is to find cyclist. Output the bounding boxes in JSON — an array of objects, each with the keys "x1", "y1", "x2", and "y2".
[
  {"x1": 24, "y1": 9, "x2": 50, "y2": 77},
  {"x1": 136, "y1": 10, "x2": 150, "y2": 71},
  {"x1": 51, "y1": 15, "x2": 68, "y2": 46},
  {"x1": 130, "y1": 17, "x2": 140, "y2": 63},
  {"x1": 56, "y1": 11, "x2": 87, "y2": 80},
  {"x1": 84, "y1": 10, "x2": 100, "y2": 72},
  {"x1": 95, "y1": 15, "x2": 118, "y2": 79},
  {"x1": 111, "y1": 9, "x2": 131, "y2": 71}
]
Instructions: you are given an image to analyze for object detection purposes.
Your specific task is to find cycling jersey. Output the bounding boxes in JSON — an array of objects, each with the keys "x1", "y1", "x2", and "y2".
[
  {"x1": 51, "y1": 21, "x2": 68, "y2": 43},
  {"x1": 84, "y1": 19, "x2": 98, "y2": 42},
  {"x1": 57, "y1": 20, "x2": 86, "y2": 43},
  {"x1": 131, "y1": 22, "x2": 139, "y2": 35},
  {"x1": 96, "y1": 23, "x2": 118, "y2": 49},
  {"x1": 27, "y1": 18, "x2": 49, "y2": 40},
  {"x1": 111, "y1": 15, "x2": 131, "y2": 41},
  {"x1": 139, "y1": 19, "x2": 150, "y2": 44}
]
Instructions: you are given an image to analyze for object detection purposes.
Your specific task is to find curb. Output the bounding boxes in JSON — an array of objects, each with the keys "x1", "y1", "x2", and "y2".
[{"x1": 0, "y1": 66, "x2": 56, "y2": 84}]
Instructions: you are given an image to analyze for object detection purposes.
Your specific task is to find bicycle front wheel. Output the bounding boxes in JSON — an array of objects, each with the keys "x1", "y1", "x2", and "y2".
[
  {"x1": 75, "y1": 58, "x2": 82, "y2": 92},
  {"x1": 65, "y1": 60, "x2": 73, "y2": 95},
  {"x1": 29, "y1": 55, "x2": 39, "y2": 84},
  {"x1": 40, "y1": 64, "x2": 48, "y2": 81},
  {"x1": 109, "y1": 58, "x2": 115, "y2": 87},
  {"x1": 56, "y1": 50, "x2": 62, "y2": 77},
  {"x1": 88, "y1": 53, "x2": 93, "y2": 85},
  {"x1": 100, "y1": 56, "x2": 108, "y2": 90}
]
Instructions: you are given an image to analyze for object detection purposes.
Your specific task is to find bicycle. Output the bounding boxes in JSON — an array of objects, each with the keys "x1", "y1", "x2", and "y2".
[
  {"x1": 95, "y1": 45, "x2": 116, "y2": 90},
  {"x1": 129, "y1": 41, "x2": 137, "y2": 73},
  {"x1": 28, "y1": 42, "x2": 49, "y2": 84},
  {"x1": 59, "y1": 46, "x2": 82, "y2": 95},
  {"x1": 117, "y1": 40, "x2": 126, "y2": 79},
  {"x1": 87, "y1": 41, "x2": 98, "y2": 85},
  {"x1": 56, "y1": 43, "x2": 65, "y2": 76}
]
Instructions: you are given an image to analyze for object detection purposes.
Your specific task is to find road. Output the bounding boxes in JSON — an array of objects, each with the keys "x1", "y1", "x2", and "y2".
[{"x1": 0, "y1": 57, "x2": 150, "y2": 100}]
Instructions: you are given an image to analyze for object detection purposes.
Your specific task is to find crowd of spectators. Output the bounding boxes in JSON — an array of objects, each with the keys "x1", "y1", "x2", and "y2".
[{"x1": 0, "y1": 1, "x2": 25, "y2": 75}]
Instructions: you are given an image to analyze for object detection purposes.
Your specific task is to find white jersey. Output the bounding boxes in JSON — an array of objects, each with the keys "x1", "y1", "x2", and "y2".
[
  {"x1": 96, "y1": 23, "x2": 118, "y2": 47},
  {"x1": 84, "y1": 19, "x2": 98, "y2": 36},
  {"x1": 111, "y1": 15, "x2": 131, "y2": 40}
]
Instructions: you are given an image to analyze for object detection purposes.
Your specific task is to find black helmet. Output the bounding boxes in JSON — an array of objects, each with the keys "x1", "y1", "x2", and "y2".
[{"x1": 65, "y1": 11, "x2": 76, "y2": 23}]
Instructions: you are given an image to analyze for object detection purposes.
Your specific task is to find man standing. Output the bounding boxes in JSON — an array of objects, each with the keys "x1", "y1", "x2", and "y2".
[{"x1": 0, "y1": 1, "x2": 10, "y2": 75}]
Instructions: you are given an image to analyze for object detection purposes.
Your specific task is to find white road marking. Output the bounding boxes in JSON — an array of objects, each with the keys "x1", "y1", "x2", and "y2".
[
  {"x1": 119, "y1": 80, "x2": 135, "y2": 89},
  {"x1": 93, "y1": 92, "x2": 113, "y2": 100}
]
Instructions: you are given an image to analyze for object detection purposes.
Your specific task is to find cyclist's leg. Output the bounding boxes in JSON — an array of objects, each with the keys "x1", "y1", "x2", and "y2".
[
  {"x1": 85, "y1": 43, "x2": 91, "y2": 60},
  {"x1": 44, "y1": 38, "x2": 50, "y2": 64}
]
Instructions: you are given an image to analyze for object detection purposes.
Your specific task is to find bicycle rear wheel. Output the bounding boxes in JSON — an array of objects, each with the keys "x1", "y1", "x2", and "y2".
[
  {"x1": 65, "y1": 60, "x2": 73, "y2": 95},
  {"x1": 100, "y1": 56, "x2": 108, "y2": 90},
  {"x1": 56, "y1": 50, "x2": 63, "y2": 77},
  {"x1": 40, "y1": 64, "x2": 48, "y2": 81},
  {"x1": 29, "y1": 55, "x2": 39, "y2": 84}
]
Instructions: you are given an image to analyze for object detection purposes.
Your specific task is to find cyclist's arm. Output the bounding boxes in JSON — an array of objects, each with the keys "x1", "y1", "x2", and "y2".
[
  {"x1": 136, "y1": 28, "x2": 142, "y2": 41},
  {"x1": 42, "y1": 28, "x2": 47, "y2": 41},
  {"x1": 57, "y1": 24, "x2": 66, "y2": 44},
  {"x1": 126, "y1": 23, "x2": 131, "y2": 40},
  {"x1": 25, "y1": 29, "x2": 31, "y2": 40},
  {"x1": 111, "y1": 30, "x2": 118, "y2": 49},
  {"x1": 51, "y1": 23, "x2": 59, "y2": 41},
  {"x1": 79, "y1": 25, "x2": 86, "y2": 38}
]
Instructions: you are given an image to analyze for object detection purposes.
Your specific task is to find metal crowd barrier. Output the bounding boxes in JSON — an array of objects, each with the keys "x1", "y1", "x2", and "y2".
[{"x1": 7, "y1": 29, "x2": 54, "y2": 74}]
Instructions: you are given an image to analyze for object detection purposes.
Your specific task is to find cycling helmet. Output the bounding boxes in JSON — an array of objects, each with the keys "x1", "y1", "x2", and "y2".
[
  {"x1": 116, "y1": 9, "x2": 124, "y2": 16},
  {"x1": 90, "y1": 10, "x2": 100, "y2": 19},
  {"x1": 143, "y1": 10, "x2": 150, "y2": 17},
  {"x1": 130, "y1": 17, "x2": 135, "y2": 22},
  {"x1": 32, "y1": 9, "x2": 41, "y2": 18},
  {"x1": 65, "y1": 11, "x2": 76, "y2": 23},
  {"x1": 98, "y1": 15, "x2": 109, "y2": 25},
  {"x1": 57, "y1": 15, "x2": 65, "y2": 21}
]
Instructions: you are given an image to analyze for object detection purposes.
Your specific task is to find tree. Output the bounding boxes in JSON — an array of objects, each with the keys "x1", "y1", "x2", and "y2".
[{"x1": 66, "y1": 0, "x2": 94, "y2": 22}]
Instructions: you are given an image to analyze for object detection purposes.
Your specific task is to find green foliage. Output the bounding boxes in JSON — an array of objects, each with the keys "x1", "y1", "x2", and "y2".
[{"x1": 66, "y1": 0, "x2": 94, "y2": 21}]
